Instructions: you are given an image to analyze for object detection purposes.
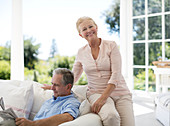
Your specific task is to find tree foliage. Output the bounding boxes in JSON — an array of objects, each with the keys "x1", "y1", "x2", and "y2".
[
  {"x1": 0, "y1": 37, "x2": 40, "y2": 70},
  {"x1": 24, "y1": 37, "x2": 41, "y2": 69},
  {"x1": 0, "y1": 41, "x2": 10, "y2": 61},
  {"x1": 0, "y1": 60, "x2": 10, "y2": 79},
  {"x1": 48, "y1": 55, "x2": 75, "y2": 77},
  {"x1": 133, "y1": 0, "x2": 145, "y2": 16},
  {"x1": 102, "y1": 0, "x2": 120, "y2": 34},
  {"x1": 134, "y1": 68, "x2": 156, "y2": 91},
  {"x1": 133, "y1": 43, "x2": 145, "y2": 65},
  {"x1": 133, "y1": 18, "x2": 145, "y2": 41},
  {"x1": 49, "y1": 39, "x2": 58, "y2": 58},
  {"x1": 165, "y1": 42, "x2": 170, "y2": 59}
]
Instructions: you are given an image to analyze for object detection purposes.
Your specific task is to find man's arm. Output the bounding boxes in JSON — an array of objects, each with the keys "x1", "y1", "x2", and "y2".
[{"x1": 16, "y1": 113, "x2": 73, "y2": 126}]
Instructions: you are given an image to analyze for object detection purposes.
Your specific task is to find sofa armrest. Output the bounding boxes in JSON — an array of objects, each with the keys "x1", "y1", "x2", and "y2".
[{"x1": 59, "y1": 113, "x2": 103, "y2": 126}]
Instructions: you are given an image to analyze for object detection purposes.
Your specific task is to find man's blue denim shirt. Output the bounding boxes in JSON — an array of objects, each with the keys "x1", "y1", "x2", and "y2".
[{"x1": 34, "y1": 92, "x2": 80, "y2": 120}]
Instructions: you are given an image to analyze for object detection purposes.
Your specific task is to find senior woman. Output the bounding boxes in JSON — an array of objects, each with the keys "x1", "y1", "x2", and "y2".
[{"x1": 72, "y1": 16, "x2": 135, "y2": 126}]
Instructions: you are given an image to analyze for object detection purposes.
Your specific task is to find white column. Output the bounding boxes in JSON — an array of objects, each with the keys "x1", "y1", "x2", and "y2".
[
  {"x1": 120, "y1": 0, "x2": 127, "y2": 77},
  {"x1": 11, "y1": 0, "x2": 24, "y2": 80},
  {"x1": 120, "y1": 0, "x2": 134, "y2": 90},
  {"x1": 120, "y1": 0, "x2": 133, "y2": 90}
]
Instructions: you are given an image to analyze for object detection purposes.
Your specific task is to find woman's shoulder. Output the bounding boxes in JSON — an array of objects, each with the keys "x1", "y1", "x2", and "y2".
[
  {"x1": 77, "y1": 44, "x2": 88, "y2": 52},
  {"x1": 76, "y1": 44, "x2": 89, "y2": 57},
  {"x1": 102, "y1": 39, "x2": 117, "y2": 47}
]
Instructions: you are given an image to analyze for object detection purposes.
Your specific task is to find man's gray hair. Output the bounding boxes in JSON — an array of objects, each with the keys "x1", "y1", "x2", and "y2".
[{"x1": 53, "y1": 68, "x2": 74, "y2": 87}]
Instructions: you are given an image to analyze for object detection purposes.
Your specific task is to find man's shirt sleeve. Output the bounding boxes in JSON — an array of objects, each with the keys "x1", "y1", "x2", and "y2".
[{"x1": 61, "y1": 99, "x2": 80, "y2": 119}]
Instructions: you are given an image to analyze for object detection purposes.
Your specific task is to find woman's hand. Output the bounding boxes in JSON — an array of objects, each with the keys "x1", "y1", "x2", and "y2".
[
  {"x1": 91, "y1": 96, "x2": 107, "y2": 114},
  {"x1": 41, "y1": 84, "x2": 52, "y2": 90},
  {"x1": 91, "y1": 84, "x2": 115, "y2": 113}
]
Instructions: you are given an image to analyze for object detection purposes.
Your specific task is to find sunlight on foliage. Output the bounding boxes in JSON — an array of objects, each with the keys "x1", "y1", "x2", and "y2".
[
  {"x1": 134, "y1": 69, "x2": 156, "y2": 91},
  {"x1": 0, "y1": 60, "x2": 10, "y2": 79}
]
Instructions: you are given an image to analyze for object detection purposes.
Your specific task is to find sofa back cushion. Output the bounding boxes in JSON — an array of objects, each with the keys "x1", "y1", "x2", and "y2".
[
  {"x1": 29, "y1": 81, "x2": 53, "y2": 120},
  {"x1": 0, "y1": 80, "x2": 34, "y2": 119},
  {"x1": 72, "y1": 85, "x2": 87, "y2": 102}
]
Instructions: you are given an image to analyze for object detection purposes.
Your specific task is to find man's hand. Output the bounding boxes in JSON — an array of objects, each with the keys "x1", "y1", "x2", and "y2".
[
  {"x1": 91, "y1": 96, "x2": 106, "y2": 114},
  {"x1": 15, "y1": 118, "x2": 34, "y2": 126}
]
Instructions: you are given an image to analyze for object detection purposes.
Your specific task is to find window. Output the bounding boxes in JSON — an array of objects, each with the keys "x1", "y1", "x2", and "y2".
[{"x1": 132, "y1": 0, "x2": 170, "y2": 92}]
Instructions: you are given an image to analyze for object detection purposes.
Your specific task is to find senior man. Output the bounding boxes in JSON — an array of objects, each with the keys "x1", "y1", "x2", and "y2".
[{"x1": 16, "y1": 68, "x2": 80, "y2": 126}]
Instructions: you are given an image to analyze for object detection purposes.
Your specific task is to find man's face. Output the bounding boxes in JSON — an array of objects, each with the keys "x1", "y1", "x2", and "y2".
[{"x1": 51, "y1": 74, "x2": 69, "y2": 98}]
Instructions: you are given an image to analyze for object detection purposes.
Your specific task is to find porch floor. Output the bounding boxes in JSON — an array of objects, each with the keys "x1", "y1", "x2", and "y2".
[{"x1": 133, "y1": 90, "x2": 163, "y2": 126}]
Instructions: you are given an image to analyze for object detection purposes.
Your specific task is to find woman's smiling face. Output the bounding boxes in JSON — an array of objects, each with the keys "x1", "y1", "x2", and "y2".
[{"x1": 78, "y1": 20, "x2": 98, "y2": 41}]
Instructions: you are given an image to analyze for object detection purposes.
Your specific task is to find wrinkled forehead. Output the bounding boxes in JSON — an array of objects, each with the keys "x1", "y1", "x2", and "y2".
[
  {"x1": 77, "y1": 18, "x2": 97, "y2": 32},
  {"x1": 52, "y1": 74, "x2": 63, "y2": 83},
  {"x1": 79, "y1": 20, "x2": 96, "y2": 30},
  {"x1": 81, "y1": 19, "x2": 96, "y2": 26}
]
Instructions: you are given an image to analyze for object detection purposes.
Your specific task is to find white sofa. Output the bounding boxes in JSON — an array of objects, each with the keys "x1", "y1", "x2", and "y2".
[
  {"x1": 155, "y1": 92, "x2": 170, "y2": 126},
  {"x1": 0, "y1": 80, "x2": 103, "y2": 126}
]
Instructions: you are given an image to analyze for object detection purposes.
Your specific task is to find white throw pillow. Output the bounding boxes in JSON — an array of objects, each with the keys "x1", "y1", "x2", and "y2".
[
  {"x1": 72, "y1": 85, "x2": 92, "y2": 116},
  {"x1": 72, "y1": 85, "x2": 87, "y2": 102},
  {"x1": 29, "y1": 81, "x2": 53, "y2": 120},
  {"x1": 79, "y1": 99, "x2": 91, "y2": 116},
  {"x1": 0, "y1": 80, "x2": 34, "y2": 119}
]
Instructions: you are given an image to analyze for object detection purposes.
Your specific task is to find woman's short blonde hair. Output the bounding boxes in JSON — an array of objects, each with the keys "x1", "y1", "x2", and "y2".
[{"x1": 76, "y1": 16, "x2": 97, "y2": 33}]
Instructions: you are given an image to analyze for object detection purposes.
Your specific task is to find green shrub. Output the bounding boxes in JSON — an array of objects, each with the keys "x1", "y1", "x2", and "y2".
[
  {"x1": 0, "y1": 60, "x2": 10, "y2": 79},
  {"x1": 134, "y1": 68, "x2": 156, "y2": 91},
  {"x1": 48, "y1": 55, "x2": 75, "y2": 77},
  {"x1": 75, "y1": 72, "x2": 88, "y2": 85},
  {"x1": 37, "y1": 74, "x2": 52, "y2": 84},
  {"x1": 24, "y1": 67, "x2": 34, "y2": 80}
]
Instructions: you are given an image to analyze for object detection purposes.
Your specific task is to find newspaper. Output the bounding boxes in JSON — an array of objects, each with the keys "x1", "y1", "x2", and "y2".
[
  {"x1": 0, "y1": 97, "x2": 5, "y2": 111},
  {"x1": 0, "y1": 97, "x2": 17, "y2": 126}
]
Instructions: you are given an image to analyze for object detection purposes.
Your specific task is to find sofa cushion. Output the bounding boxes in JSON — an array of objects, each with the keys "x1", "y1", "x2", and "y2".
[
  {"x1": 155, "y1": 92, "x2": 170, "y2": 109},
  {"x1": 72, "y1": 85, "x2": 87, "y2": 102},
  {"x1": 79, "y1": 99, "x2": 91, "y2": 116},
  {"x1": 0, "y1": 80, "x2": 34, "y2": 119},
  {"x1": 59, "y1": 113, "x2": 102, "y2": 126},
  {"x1": 28, "y1": 81, "x2": 53, "y2": 120},
  {"x1": 72, "y1": 85, "x2": 92, "y2": 116},
  {"x1": 155, "y1": 92, "x2": 170, "y2": 126}
]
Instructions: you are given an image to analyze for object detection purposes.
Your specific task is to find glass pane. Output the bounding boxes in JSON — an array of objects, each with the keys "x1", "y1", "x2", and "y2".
[
  {"x1": 133, "y1": 43, "x2": 145, "y2": 65},
  {"x1": 149, "y1": 42, "x2": 162, "y2": 65},
  {"x1": 133, "y1": 18, "x2": 145, "y2": 41},
  {"x1": 148, "y1": 16, "x2": 162, "y2": 40},
  {"x1": 165, "y1": 14, "x2": 170, "y2": 39},
  {"x1": 134, "y1": 68, "x2": 145, "y2": 91},
  {"x1": 148, "y1": 0, "x2": 162, "y2": 14},
  {"x1": 165, "y1": 0, "x2": 170, "y2": 12},
  {"x1": 148, "y1": 68, "x2": 156, "y2": 92},
  {"x1": 165, "y1": 42, "x2": 170, "y2": 60},
  {"x1": 133, "y1": 0, "x2": 145, "y2": 16}
]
